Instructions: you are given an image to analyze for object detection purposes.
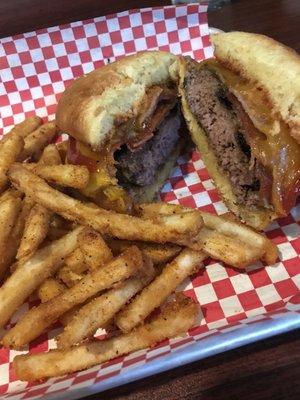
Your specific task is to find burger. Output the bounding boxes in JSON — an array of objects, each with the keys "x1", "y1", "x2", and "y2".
[
  {"x1": 179, "y1": 32, "x2": 300, "y2": 229},
  {"x1": 56, "y1": 51, "x2": 184, "y2": 213},
  {"x1": 56, "y1": 33, "x2": 300, "y2": 230}
]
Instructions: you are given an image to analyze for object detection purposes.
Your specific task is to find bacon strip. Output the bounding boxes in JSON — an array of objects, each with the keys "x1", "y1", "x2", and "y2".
[{"x1": 127, "y1": 86, "x2": 177, "y2": 150}]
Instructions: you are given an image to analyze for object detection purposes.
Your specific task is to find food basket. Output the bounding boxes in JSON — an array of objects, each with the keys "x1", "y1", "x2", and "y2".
[{"x1": 0, "y1": 3, "x2": 299, "y2": 399}]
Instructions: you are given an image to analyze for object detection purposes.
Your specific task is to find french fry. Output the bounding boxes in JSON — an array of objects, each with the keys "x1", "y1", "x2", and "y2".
[
  {"x1": 5, "y1": 197, "x2": 34, "y2": 274},
  {"x1": 107, "y1": 239, "x2": 181, "y2": 265},
  {"x1": 115, "y1": 248, "x2": 205, "y2": 333},
  {"x1": 0, "y1": 133, "x2": 24, "y2": 193},
  {"x1": 57, "y1": 256, "x2": 156, "y2": 348},
  {"x1": 22, "y1": 163, "x2": 90, "y2": 189},
  {"x1": 79, "y1": 228, "x2": 113, "y2": 271},
  {"x1": 18, "y1": 121, "x2": 58, "y2": 161},
  {"x1": 59, "y1": 308, "x2": 80, "y2": 327},
  {"x1": 55, "y1": 140, "x2": 68, "y2": 161},
  {"x1": 6, "y1": 116, "x2": 42, "y2": 139},
  {"x1": 64, "y1": 247, "x2": 87, "y2": 274},
  {"x1": 13, "y1": 294, "x2": 197, "y2": 381},
  {"x1": 37, "y1": 279, "x2": 77, "y2": 327},
  {"x1": 57, "y1": 267, "x2": 83, "y2": 288},
  {"x1": 201, "y1": 211, "x2": 278, "y2": 265},
  {"x1": 38, "y1": 144, "x2": 61, "y2": 166},
  {"x1": 38, "y1": 278, "x2": 66, "y2": 303},
  {"x1": 8, "y1": 165, "x2": 202, "y2": 247},
  {"x1": 16, "y1": 203, "x2": 51, "y2": 260},
  {"x1": 0, "y1": 226, "x2": 84, "y2": 328},
  {"x1": 198, "y1": 227, "x2": 262, "y2": 267},
  {"x1": 17, "y1": 141, "x2": 63, "y2": 260},
  {"x1": 57, "y1": 247, "x2": 89, "y2": 288},
  {"x1": 136, "y1": 203, "x2": 278, "y2": 267},
  {"x1": 0, "y1": 194, "x2": 22, "y2": 279},
  {"x1": 0, "y1": 188, "x2": 22, "y2": 203},
  {"x1": 2, "y1": 246, "x2": 143, "y2": 348}
]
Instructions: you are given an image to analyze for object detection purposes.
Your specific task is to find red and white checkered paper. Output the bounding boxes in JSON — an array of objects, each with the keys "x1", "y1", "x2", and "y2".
[{"x1": 0, "y1": 3, "x2": 299, "y2": 399}]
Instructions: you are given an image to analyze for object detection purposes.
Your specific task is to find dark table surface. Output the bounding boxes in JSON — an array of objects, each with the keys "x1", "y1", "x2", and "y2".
[{"x1": 1, "y1": 0, "x2": 300, "y2": 399}]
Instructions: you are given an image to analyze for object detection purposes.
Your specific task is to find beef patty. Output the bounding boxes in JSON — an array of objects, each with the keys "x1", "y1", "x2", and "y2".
[
  {"x1": 184, "y1": 61, "x2": 270, "y2": 208},
  {"x1": 116, "y1": 107, "x2": 181, "y2": 187}
]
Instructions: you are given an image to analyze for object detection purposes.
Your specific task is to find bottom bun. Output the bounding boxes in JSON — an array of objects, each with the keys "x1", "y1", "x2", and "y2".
[{"x1": 178, "y1": 62, "x2": 276, "y2": 230}]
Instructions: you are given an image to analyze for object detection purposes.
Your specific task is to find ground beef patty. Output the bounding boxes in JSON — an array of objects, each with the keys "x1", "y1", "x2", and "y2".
[
  {"x1": 184, "y1": 61, "x2": 264, "y2": 208},
  {"x1": 116, "y1": 107, "x2": 181, "y2": 186}
]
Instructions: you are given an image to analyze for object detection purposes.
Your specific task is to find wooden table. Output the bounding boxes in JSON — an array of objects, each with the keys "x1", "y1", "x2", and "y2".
[{"x1": 1, "y1": 0, "x2": 299, "y2": 399}]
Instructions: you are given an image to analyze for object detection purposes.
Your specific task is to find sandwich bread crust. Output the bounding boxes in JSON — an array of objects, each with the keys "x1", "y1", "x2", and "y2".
[
  {"x1": 56, "y1": 51, "x2": 179, "y2": 150},
  {"x1": 211, "y1": 32, "x2": 300, "y2": 144}
]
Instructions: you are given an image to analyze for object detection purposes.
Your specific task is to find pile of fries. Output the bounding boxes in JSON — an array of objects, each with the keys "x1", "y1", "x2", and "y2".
[{"x1": 0, "y1": 117, "x2": 278, "y2": 382}]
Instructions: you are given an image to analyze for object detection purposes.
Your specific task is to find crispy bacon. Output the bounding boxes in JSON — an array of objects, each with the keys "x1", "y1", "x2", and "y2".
[{"x1": 127, "y1": 86, "x2": 177, "y2": 150}]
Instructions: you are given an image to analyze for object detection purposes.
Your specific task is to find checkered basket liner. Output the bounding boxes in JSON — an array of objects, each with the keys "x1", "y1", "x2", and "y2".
[{"x1": 0, "y1": 3, "x2": 299, "y2": 399}]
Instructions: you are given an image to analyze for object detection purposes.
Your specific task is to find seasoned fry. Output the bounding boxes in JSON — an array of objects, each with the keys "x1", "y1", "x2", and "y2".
[
  {"x1": 38, "y1": 278, "x2": 66, "y2": 303},
  {"x1": 0, "y1": 227, "x2": 84, "y2": 328},
  {"x1": 79, "y1": 229, "x2": 113, "y2": 271},
  {"x1": 17, "y1": 141, "x2": 63, "y2": 260},
  {"x1": 0, "y1": 195, "x2": 22, "y2": 278},
  {"x1": 6, "y1": 197, "x2": 34, "y2": 274},
  {"x1": 6, "y1": 116, "x2": 42, "y2": 139},
  {"x1": 57, "y1": 257, "x2": 156, "y2": 348},
  {"x1": 56, "y1": 244, "x2": 95, "y2": 289},
  {"x1": 2, "y1": 247, "x2": 143, "y2": 348},
  {"x1": 22, "y1": 163, "x2": 90, "y2": 189},
  {"x1": 0, "y1": 188, "x2": 22, "y2": 202},
  {"x1": 136, "y1": 203, "x2": 278, "y2": 267},
  {"x1": 16, "y1": 203, "x2": 51, "y2": 260},
  {"x1": 57, "y1": 267, "x2": 83, "y2": 288},
  {"x1": 198, "y1": 227, "x2": 262, "y2": 267},
  {"x1": 0, "y1": 133, "x2": 24, "y2": 193},
  {"x1": 18, "y1": 121, "x2": 58, "y2": 161},
  {"x1": 202, "y1": 212, "x2": 278, "y2": 265},
  {"x1": 59, "y1": 308, "x2": 80, "y2": 327},
  {"x1": 8, "y1": 165, "x2": 202, "y2": 247},
  {"x1": 37, "y1": 279, "x2": 77, "y2": 326},
  {"x1": 54, "y1": 141, "x2": 68, "y2": 165},
  {"x1": 64, "y1": 247, "x2": 87, "y2": 274},
  {"x1": 55, "y1": 246, "x2": 89, "y2": 290},
  {"x1": 13, "y1": 294, "x2": 197, "y2": 381},
  {"x1": 115, "y1": 248, "x2": 205, "y2": 333},
  {"x1": 38, "y1": 144, "x2": 61, "y2": 166},
  {"x1": 107, "y1": 239, "x2": 181, "y2": 265}
]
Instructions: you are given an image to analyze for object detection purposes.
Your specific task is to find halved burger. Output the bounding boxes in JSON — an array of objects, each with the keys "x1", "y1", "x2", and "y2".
[
  {"x1": 179, "y1": 32, "x2": 300, "y2": 229},
  {"x1": 56, "y1": 51, "x2": 183, "y2": 213}
]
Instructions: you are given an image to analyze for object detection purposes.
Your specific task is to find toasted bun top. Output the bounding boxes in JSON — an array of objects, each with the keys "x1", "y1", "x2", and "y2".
[
  {"x1": 56, "y1": 51, "x2": 178, "y2": 150},
  {"x1": 211, "y1": 32, "x2": 300, "y2": 144}
]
